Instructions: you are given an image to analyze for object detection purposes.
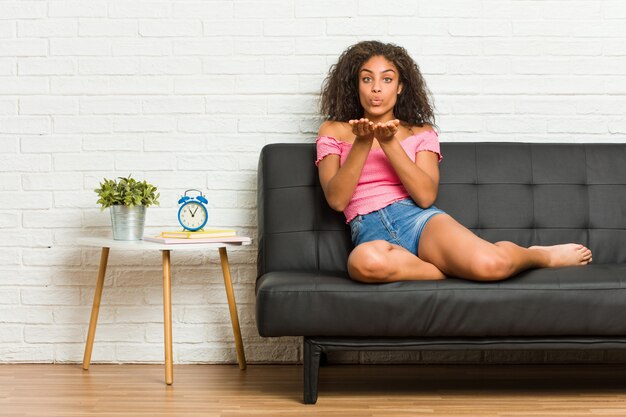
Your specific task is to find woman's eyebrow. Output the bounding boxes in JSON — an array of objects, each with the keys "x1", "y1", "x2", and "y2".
[{"x1": 360, "y1": 68, "x2": 397, "y2": 74}]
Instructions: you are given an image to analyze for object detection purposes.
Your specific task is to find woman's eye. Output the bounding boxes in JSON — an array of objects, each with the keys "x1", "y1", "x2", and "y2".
[
  {"x1": 384, "y1": 77, "x2": 393, "y2": 83},
  {"x1": 362, "y1": 77, "x2": 372, "y2": 82}
]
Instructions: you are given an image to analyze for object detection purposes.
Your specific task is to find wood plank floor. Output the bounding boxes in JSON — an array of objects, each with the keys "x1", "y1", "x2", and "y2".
[{"x1": 1, "y1": 363, "x2": 626, "y2": 416}]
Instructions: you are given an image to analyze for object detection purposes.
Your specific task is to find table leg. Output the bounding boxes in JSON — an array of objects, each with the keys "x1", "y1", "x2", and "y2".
[
  {"x1": 162, "y1": 250, "x2": 173, "y2": 385},
  {"x1": 83, "y1": 247, "x2": 110, "y2": 370},
  {"x1": 219, "y1": 247, "x2": 247, "y2": 370}
]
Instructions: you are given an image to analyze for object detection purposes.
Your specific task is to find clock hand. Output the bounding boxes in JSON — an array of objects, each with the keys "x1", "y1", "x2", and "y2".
[{"x1": 191, "y1": 207, "x2": 198, "y2": 217}]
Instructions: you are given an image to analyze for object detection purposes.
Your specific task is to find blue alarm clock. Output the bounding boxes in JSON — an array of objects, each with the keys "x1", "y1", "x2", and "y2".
[{"x1": 177, "y1": 189, "x2": 209, "y2": 231}]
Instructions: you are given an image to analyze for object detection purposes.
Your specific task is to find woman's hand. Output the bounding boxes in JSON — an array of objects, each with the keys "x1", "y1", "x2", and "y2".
[
  {"x1": 349, "y1": 118, "x2": 400, "y2": 143},
  {"x1": 349, "y1": 118, "x2": 375, "y2": 142},
  {"x1": 373, "y1": 119, "x2": 400, "y2": 143}
]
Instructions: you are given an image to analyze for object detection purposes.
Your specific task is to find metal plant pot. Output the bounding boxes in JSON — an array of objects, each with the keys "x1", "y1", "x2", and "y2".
[{"x1": 110, "y1": 205, "x2": 146, "y2": 240}]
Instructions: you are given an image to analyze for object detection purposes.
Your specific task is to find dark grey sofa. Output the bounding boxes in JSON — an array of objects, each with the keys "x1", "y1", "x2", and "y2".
[{"x1": 255, "y1": 142, "x2": 626, "y2": 404}]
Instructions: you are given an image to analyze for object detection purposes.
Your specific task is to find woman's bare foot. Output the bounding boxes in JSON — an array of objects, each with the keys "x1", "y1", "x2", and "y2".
[{"x1": 529, "y1": 244, "x2": 592, "y2": 267}]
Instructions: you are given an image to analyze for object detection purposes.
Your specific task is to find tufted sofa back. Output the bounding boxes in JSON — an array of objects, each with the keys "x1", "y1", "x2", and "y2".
[{"x1": 257, "y1": 142, "x2": 626, "y2": 277}]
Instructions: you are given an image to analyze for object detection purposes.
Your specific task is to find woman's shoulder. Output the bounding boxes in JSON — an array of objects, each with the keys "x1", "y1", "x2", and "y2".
[
  {"x1": 406, "y1": 123, "x2": 437, "y2": 136},
  {"x1": 318, "y1": 120, "x2": 351, "y2": 140}
]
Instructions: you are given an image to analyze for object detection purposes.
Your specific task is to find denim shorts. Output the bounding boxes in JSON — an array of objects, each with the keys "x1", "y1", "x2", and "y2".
[{"x1": 349, "y1": 199, "x2": 445, "y2": 256}]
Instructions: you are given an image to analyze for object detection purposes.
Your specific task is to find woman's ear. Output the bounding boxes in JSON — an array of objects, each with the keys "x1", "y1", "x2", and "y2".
[{"x1": 397, "y1": 83, "x2": 403, "y2": 95}]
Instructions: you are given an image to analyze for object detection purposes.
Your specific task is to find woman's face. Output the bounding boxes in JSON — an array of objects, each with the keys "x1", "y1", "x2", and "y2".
[{"x1": 358, "y1": 55, "x2": 403, "y2": 121}]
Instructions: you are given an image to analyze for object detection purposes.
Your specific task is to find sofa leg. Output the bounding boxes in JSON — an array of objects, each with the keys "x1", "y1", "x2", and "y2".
[{"x1": 303, "y1": 338, "x2": 323, "y2": 404}]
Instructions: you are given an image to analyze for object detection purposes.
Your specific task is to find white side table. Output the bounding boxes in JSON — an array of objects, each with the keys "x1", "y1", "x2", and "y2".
[{"x1": 78, "y1": 236, "x2": 251, "y2": 385}]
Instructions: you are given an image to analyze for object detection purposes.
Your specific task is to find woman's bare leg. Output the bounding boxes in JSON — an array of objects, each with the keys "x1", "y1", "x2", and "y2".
[
  {"x1": 418, "y1": 214, "x2": 592, "y2": 282},
  {"x1": 348, "y1": 240, "x2": 446, "y2": 283}
]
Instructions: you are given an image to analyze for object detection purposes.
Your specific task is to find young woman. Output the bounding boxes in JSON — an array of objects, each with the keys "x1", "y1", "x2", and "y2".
[{"x1": 316, "y1": 40, "x2": 592, "y2": 283}]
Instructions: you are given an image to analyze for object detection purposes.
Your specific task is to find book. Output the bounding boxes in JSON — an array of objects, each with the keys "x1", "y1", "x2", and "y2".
[
  {"x1": 143, "y1": 235, "x2": 251, "y2": 245},
  {"x1": 159, "y1": 229, "x2": 237, "y2": 239}
]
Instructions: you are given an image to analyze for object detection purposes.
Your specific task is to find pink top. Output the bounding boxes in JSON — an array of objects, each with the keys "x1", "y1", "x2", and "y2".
[{"x1": 315, "y1": 130, "x2": 442, "y2": 223}]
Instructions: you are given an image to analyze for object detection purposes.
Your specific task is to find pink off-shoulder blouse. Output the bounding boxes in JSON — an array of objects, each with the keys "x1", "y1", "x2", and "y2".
[{"x1": 315, "y1": 130, "x2": 442, "y2": 223}]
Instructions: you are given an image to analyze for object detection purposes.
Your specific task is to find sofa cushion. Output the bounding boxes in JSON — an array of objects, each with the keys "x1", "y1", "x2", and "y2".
[
  {"x1": 257, "y1": 143, "x2": 626, "y2": 280},
  {"x1": 256, "y1": 264, "x2": 626, "y2": 337}
]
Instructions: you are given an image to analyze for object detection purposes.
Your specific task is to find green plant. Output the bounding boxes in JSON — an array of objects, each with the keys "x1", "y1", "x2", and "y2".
[{"x1": 94, "y1": 175, "x2": 160, "y2": 210}]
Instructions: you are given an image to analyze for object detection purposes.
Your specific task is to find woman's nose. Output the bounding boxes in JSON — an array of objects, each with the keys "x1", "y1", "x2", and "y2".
[{"x1": 371, "y1": 82, "x2": 381, "y2": 92}]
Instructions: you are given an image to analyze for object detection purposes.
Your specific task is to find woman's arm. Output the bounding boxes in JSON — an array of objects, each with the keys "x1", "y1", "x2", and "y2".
[
  {"x1": 317, "y1": 121, "x2": 374, "y2": 212},
  {"x1": 376, "y1": 124, "x2": 440, "y2": 208}
]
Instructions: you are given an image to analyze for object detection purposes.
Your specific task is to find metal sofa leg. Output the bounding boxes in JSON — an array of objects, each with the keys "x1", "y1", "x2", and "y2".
[{"x1": 303, "y1": 338, "x2": 323, "y2": 404}]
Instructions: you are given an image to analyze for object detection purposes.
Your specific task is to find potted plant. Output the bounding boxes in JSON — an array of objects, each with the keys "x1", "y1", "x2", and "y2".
[{"x1": 94, "y1": 175, "x2": 160, "y2": 240}]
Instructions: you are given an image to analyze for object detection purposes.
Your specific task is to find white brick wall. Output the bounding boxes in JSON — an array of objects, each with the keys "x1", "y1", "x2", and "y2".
[{"x1": 1, "y1": 0, "x2": 625, "y2": 365}]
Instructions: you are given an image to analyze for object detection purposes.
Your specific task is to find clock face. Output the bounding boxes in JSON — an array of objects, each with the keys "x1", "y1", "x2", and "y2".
[{"x1": 178, "y1": 201, "x2": 207, "y2": 230}]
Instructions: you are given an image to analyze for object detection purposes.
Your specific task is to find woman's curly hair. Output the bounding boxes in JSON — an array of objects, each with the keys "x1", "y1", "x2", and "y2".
[{"x1": 320, "y1": 40, "x2": 435, "y2": 127}]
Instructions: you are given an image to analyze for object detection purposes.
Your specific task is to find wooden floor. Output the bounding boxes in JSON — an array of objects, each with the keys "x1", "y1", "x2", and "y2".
[{"x1": 2, "y1": 364, "x2": 626, "y2": 416}]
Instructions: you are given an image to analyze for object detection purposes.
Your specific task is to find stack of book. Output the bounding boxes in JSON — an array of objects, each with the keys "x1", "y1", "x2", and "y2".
[{"x1": 144, "y1": 229, "x2": 249, "y2": 244}]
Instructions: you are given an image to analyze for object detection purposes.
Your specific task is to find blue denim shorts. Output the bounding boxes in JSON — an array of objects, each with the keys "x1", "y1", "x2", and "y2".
[{"x1": 349, "y1": 199, "x2": 445, "y2": 256}]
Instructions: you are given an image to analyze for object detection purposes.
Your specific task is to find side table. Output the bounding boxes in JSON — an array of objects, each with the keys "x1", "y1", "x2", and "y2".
[{"x1": 78, "y1": 236, "x2": 251, "y2": 385}]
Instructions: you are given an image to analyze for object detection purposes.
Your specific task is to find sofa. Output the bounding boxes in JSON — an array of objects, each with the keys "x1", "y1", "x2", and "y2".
[{"x1": 255, "y1": 142, "x2": 626, "y2": 404}]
